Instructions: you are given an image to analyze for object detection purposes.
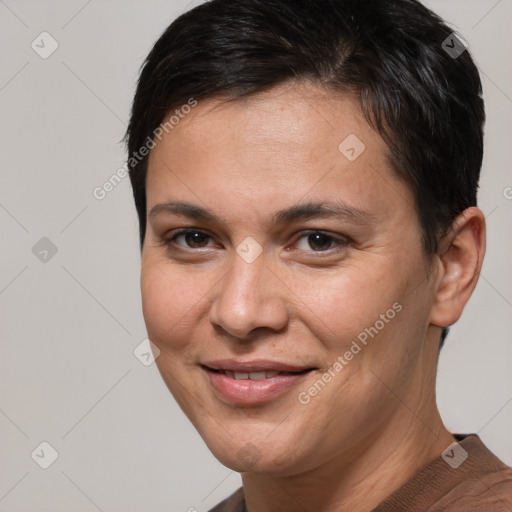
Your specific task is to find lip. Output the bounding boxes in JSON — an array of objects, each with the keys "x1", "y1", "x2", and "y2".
[
  {"x1": 202, "y1": 359, "x2": 312, "y2": 372},
  {"x1": 201, "y1": 359, "x2": 315, "y2": 405}
]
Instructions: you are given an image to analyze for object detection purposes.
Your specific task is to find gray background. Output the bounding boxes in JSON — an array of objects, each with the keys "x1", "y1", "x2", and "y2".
[{"x1": 0, "y1": 1, "x2": 510, "y2": 510}]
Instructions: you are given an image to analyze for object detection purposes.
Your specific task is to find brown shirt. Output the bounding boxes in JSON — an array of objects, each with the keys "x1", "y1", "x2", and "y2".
[{"x1": 209, "y1": 434, "x2": 512, "y2": 511}]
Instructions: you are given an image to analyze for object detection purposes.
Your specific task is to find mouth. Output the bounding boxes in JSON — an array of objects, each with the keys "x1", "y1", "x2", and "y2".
[
  {"x1": 206, "y1": 367, "x2": 311, "y2": 379},
  {"x1": 201, "y1": 360, "x2": 315, "y2": 405}
]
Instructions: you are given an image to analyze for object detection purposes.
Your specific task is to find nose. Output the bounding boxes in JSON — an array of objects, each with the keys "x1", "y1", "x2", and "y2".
[{"x1": 208, "y1": 253, "x2": 289, "y2": 340}]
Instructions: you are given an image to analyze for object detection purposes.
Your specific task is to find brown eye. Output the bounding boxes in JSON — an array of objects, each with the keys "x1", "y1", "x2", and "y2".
[
  {"x1": 307, "y1": 232, "x2": 334, "y2": 251},
  {"x1": 169, "y1": 230, "x2": 213, "y2": 249},
  {"x1": 295, "y1": 231, "x2": 344, "y2": 252},
  {"x1": 183, "y1": 231, "x2": 209, "y2": 248}
]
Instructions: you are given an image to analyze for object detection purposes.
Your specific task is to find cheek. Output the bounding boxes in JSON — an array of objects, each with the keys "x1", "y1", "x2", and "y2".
[
  {"x1": 140, "y1": 262, "x2": 211, "y2": 350},
  {"x1": 286, "y1": 263, "x2": 401, "y2": 348},
  {"x1": 289, "y1": 254, "x2": 431, "y2": 375}
]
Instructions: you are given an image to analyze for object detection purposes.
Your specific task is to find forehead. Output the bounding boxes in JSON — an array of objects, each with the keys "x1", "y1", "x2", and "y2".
[{"x1": 145, "y1": 83, "x2": 414, "y2": 222}]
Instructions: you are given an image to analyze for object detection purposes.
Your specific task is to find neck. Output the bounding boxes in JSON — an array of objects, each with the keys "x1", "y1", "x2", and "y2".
[{"x1": 241, "y1": 352, "x2": 454, "y2": 512}]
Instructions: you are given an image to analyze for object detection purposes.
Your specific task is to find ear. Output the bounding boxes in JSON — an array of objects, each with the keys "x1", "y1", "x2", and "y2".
[{"x1": 429, "y1": 207, "x2": 486, "y2": 328}]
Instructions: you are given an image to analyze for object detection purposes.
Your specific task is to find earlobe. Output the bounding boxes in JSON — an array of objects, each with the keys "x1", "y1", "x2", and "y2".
[{"x1": 429, "y1": 207, "x2": 486, "y2": 328}]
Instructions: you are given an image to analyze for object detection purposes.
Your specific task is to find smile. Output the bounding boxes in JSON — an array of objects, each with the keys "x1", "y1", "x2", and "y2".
[
  {"x1": 201, "y1": 361, "x2": 315, "y2": 405},
  {"x1": 222, "y1": 370, "x2": 282, "y2": 380}
]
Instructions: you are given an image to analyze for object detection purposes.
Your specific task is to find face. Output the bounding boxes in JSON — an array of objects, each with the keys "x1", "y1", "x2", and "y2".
[{"x1": 141, "y1": 83, "x2": 439, "y2": 476}]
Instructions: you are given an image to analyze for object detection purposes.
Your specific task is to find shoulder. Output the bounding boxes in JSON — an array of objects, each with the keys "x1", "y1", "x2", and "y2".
[
  {"x1": 426, "y1": 467, "x2": 512, "y2": 511},
  {"x1": 208, "y1": 487, "x2": 245, "y2": 512},
  {"x1": 374, "y1": 434, "x2": 512, "y2": 511}
]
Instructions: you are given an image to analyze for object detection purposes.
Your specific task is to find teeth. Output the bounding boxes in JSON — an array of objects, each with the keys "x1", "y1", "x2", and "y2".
[
  {"x1": 227, "y1": 370, "x2": 281, "y2": 380},
  {"x1": 248, "y1": 371, "x2": 266, "y2": 380}
]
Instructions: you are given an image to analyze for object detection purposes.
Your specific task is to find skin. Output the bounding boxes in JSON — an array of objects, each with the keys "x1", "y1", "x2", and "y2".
[{"x1": 141, "y1": 82, "x2": 486, "y2": 512}]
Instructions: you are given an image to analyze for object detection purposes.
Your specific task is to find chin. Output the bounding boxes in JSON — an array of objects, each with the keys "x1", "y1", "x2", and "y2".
[{"x1": 200, "y1": 429, "x2": 307, "y2": 475}]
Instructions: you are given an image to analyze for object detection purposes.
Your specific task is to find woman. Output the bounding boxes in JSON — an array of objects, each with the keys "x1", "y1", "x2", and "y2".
[{"x1": 125, "y1": 0, "x2": 512, "y2": 510}]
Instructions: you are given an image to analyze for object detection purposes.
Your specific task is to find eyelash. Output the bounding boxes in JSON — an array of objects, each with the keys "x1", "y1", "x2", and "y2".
[{"x1": 160, "y1": 229, "x2": 349, "y2": 254}]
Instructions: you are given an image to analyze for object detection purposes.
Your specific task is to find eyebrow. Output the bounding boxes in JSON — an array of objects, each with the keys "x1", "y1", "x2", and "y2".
[{"x1": 148, "y1": 200, "x2": 373, "y2": 227}]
